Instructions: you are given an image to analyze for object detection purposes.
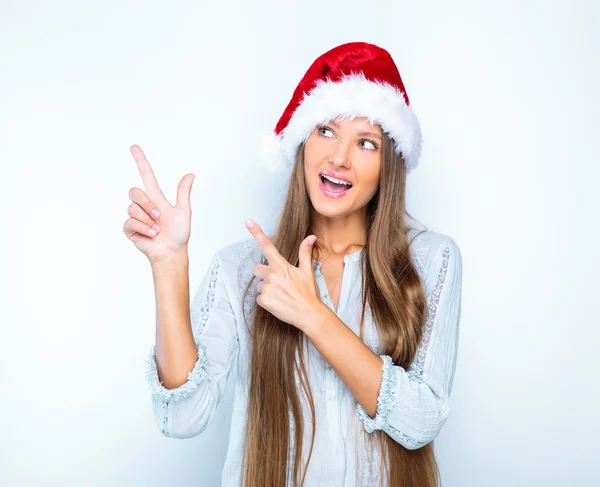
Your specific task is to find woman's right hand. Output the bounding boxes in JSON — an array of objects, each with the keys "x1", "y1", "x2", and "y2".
[{"x1": 123, "y1": 144, "x2": 195, "y2": 266}]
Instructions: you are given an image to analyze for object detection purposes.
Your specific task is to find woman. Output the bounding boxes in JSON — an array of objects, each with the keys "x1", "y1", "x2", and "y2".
[{"x1": 125, "y1": 42, "x2": 463, "y2": 487}]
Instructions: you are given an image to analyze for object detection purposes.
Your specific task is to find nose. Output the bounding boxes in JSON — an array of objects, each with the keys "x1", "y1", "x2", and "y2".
[{"x1": 329, "y1": 138, "x2": 351, "y2": 168}]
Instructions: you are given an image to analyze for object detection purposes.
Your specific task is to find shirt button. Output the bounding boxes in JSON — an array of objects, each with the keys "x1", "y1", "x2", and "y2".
[{"x1": 327, "y1": 388, "x2": 336, "y2": 398}]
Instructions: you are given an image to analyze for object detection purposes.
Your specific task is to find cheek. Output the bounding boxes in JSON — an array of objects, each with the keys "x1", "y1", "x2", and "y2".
[
  {"x1": 356, "y1": 156, "x2": 381, "y2": 189},
  {"x1": 368, "y1": 168, "x2": 381, "y2": 189},
  {"x1": 360, "y1": 179, "x2": 380, "y2": 200},
  {"x1": 303, "y1": 136, "x2": 321, "y2": 163},
  {"x1": 303, "y1": 142, "x2": 323, "y2": 175},
  {"x1": 303, "y1": 155, "x2": 317, "y2": 182}
]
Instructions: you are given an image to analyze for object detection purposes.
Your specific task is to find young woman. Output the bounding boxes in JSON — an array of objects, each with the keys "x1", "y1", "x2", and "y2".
[{"x1": 124, "y1": 42, "x2": 463, "y2": 487}]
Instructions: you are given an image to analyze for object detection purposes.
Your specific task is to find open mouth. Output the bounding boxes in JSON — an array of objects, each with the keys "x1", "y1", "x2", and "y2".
[{"x1": 319, "y1": 173, "x2": 353, "y2": 197}]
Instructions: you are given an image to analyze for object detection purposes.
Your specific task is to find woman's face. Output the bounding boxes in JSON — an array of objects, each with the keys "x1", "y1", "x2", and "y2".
[{"x1": 304, "y1": 116, "x2": 382, "y2": 218}]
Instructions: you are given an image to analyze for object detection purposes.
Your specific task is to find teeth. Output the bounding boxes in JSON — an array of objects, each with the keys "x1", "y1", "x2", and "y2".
[{"x1": 322, "y1": 174, "x2": 351, "y2": 186}]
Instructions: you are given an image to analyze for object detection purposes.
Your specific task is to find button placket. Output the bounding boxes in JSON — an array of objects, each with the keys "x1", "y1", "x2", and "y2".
[
  {"x1": 313, "y1": 263, "x2": 334, "y2": 312},
  {"x1": 336, "y1": 253, "x2": 357, "y2": 317},
  {"x1": 325, "y1": 364, "x2": 336, "y2": 399}
]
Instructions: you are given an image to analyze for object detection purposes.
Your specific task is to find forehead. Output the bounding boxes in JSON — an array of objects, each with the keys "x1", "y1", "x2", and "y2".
[{"x1": 327, "y1": 115, "x2": 382, "y2": 133}]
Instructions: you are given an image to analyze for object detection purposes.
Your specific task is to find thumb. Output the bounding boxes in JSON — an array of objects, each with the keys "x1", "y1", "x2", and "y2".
[
  {"x1": 298, "y1": 235, "x2": 317, "y2": 273},
  {"x1": 176, "y1": 173, "x2": 195, "y2": 209}
]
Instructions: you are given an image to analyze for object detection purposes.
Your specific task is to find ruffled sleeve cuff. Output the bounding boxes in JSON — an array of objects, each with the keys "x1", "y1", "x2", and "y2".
[
  {"x1": 357, "y1": 354, "x2": 398, "y2": 433},
  {"x1": 145, "y1": 342, "x2": 208, "y2": 402}
]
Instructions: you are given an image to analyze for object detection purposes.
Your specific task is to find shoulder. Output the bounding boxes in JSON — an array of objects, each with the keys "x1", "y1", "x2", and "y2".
[
  {"x1": 213, "y1": 236, "x2": 263, "y2": 286},
  {"x1": 210, "y1": 237, "x2": 264, "y2": 315},
  {"x1": 408, "y1": 229, "x2": 462, "y2": 290},
  {"x1": 408, "y1": 228, "x2": 461, "y2": 258},
  {"x1": 217, "y1": 237, "x2": 261, "y2": 265}
]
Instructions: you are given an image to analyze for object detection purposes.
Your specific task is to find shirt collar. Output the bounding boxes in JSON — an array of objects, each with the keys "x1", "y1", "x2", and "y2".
[{"x1": 312, "y1": 247, "x2": 364, "y2": 269}]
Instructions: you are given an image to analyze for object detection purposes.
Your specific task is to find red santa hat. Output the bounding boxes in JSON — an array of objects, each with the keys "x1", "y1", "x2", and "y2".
[{"x1": 263, "y1": 41, "x2": 422, "y2": 173}]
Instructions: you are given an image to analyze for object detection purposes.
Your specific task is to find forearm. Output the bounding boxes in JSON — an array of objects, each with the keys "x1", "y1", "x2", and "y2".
[
  {"x1": 151, "y1": 247, "x2": 198, "y2": 389},
  {"x1": 303, "y1": 305, "x2": 384, "y2": 418}
]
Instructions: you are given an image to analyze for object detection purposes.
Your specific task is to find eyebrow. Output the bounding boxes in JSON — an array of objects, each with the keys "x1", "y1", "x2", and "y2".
[{"x1": 329, "y1": 119, "x2": 382, "y2": 139}]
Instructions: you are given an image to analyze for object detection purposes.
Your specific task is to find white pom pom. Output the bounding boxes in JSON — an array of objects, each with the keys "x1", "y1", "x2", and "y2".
[{"x1": 260, "y1": 132, "x2": 285, "y2": 173}]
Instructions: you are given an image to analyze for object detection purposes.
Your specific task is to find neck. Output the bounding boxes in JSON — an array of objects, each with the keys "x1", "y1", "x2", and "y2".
[{"x1": 311, "y1": 209, "x2": 367, "y2": 257}]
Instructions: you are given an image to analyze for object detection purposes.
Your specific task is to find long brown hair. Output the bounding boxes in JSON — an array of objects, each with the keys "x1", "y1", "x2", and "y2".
[{"x1": 240, "y1": 128, "x2": 439, "y2": 486}]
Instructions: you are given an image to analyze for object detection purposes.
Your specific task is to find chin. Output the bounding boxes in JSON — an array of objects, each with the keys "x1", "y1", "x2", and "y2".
[
  {"x1": 314, "y1": 207, "x2": 345, "y2": 218},
  {"x1": 310, "y1": 198, "x2": 352, "y2": 218}
]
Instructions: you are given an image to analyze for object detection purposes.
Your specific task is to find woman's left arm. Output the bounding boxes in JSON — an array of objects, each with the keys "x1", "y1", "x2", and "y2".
[{"x1": 304, "y1": 236, "x2": 463, "y2": 450}]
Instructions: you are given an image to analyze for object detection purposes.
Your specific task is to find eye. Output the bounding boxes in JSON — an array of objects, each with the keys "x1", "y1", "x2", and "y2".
[
  {"x1": 359, "y1": 138, "x2": 379, "y2": 151},
  {"x1": 318, "y1": 126, "x2": 334, "y2": 138}
]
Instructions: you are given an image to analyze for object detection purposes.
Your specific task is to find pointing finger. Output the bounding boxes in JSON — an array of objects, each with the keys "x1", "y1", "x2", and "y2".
[
  {"x1": 130, "y1": 144, "x2": 167, "y2": 203},
  {"x1": 245, "y1": 219, "x2": 285, "y2": 268}
]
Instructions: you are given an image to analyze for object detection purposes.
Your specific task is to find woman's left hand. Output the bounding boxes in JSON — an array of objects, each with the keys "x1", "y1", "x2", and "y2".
[{"x1": 245, "y1": 218, "x2": 325, "y2": 330}]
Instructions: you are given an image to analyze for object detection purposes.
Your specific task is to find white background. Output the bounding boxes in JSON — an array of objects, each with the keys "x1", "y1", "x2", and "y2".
[{"x1": 1, "y1": 0, "x2": 598, "y2": 485}]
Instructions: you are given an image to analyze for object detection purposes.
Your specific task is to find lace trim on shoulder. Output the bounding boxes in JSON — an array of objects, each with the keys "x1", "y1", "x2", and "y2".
[
  {"x1": 145, "y1": 342, "x2": 208, "y2": 402},
  {"x1": 191, "y1": 256, "x2": 220, "y2": 336},
  {"x1": 356, "y1": 355, "x2": 397, "y2": 433},
  {"x1": 415, "y1": 245, "x2": 450, "y2": 376}
]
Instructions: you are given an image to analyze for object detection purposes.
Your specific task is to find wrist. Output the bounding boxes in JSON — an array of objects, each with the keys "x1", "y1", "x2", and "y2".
[
  {"x1": 150, "y1": 248, "x2": 189, "y2": 276},
  {"x1": 300, "y1": 302, "x2": 332, "y2": 338}
]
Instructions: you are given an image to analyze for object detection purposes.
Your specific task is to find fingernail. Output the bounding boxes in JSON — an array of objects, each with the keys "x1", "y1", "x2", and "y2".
[
  {"x1": 151, "y1": 209, "x2": 160, "y2": 218},
  {"x1": 245, "y1": 219, "x2": 254, "y2": 228}
]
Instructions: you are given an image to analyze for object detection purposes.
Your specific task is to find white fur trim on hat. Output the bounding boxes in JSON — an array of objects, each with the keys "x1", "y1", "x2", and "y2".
[{"x1": 262, "y1": 73, "x2": 422, "y2": 174}]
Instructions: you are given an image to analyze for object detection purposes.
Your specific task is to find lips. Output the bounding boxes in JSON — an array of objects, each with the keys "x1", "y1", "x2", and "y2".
[
  {"x1": 319, "y1": 173, "x2": 352, "y2": 198},
  {"x1": 320, "y1": 170, "x2": 353, "y2": 185}
]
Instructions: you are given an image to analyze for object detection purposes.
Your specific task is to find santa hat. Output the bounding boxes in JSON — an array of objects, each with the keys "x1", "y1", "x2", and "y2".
[{"x1": 262, "y1": 41, "x2": 422, "y2": 173}]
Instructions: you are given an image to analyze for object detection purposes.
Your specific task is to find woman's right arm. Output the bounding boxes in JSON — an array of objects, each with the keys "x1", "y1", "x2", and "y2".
[
  {"x1": 123, "y1": 145, "x2": 239, "y2": 438},
  {"x1": 145, "y1": 248, "x2": 239, "y2": 438}
]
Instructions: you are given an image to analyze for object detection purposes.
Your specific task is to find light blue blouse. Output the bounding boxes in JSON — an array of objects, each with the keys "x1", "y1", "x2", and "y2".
[{"x1": 145, "y1": 228, "x2": 463, "y2": 486}]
